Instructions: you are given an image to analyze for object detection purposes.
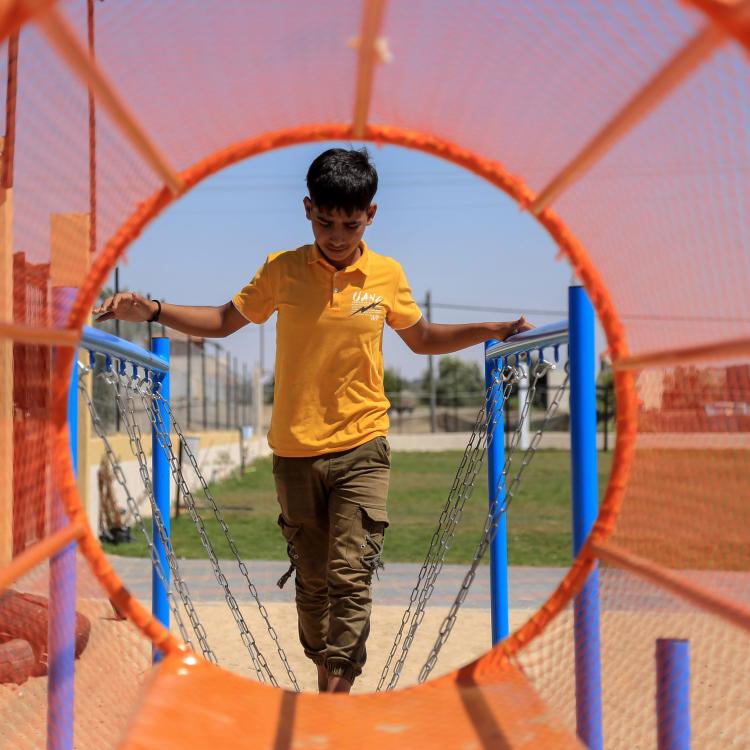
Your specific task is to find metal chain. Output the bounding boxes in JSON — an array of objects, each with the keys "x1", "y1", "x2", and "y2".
[
  {"x1": 106, "y1": 370, "x2": 217, "y2": 661},
  {"x1": 147, "y1": 386, "x2": 300, "y2": 691},
  {"x1": 81, "y1": 375, "x2": 193, "y2": 648},
  {"x1": 137, "y1": 384, "x2": 269, "y2": 684},
  {"x1": 377, "y1": 364, "x2": 518, "y2": 691},
  {"x1": 417, "y1": 364, "x2": 570, "y2": 683}
]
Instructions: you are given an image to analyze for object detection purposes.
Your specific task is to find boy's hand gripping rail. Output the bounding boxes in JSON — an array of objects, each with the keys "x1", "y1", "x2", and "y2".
[
  {"x1": 80, "y1": 325, "x2": 169, "y2": 373},
  {"x1": 485, "y1": 320, "x2": 568, "y2": 361}
]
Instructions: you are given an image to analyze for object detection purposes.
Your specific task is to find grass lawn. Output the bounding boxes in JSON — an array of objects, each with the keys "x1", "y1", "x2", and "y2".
[{"x1": 105, "y1": 449, "x2": 613, "y2": 566}]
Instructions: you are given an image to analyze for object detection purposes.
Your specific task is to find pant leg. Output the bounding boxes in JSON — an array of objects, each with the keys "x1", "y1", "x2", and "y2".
[
  {"x1": 325, "y1": 437, "x2": 391, "y2": 683},
  {"x1": 272, "y1": 453, "x2": 330, "y2": 666}
]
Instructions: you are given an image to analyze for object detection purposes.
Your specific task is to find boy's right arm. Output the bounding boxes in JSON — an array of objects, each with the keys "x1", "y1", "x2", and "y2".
[{"x1": 93, "y1": 292, "x2": 249, "y2": 339}]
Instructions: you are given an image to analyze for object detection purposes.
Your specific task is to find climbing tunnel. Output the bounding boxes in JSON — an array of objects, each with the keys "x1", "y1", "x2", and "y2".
[{"x1": 1, "y1": 1, "x2": 750, "y2": 747}]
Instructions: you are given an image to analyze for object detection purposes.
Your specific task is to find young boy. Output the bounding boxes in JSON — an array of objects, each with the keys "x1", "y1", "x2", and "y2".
[{"x1": 95, "y1": 148, "x2": 532, "y2": 693}]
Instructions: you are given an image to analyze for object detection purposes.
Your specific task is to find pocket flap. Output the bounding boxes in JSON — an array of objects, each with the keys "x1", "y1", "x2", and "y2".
[
  {"x1": 361, "y1": 505, "x2": 389, "y2": 526},
  {"x1": 277, "y1": 514, "x2": 302, "y2": 541}
]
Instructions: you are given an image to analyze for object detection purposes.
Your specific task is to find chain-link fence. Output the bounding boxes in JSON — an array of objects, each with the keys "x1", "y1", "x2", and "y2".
[{"x1": 381, "y1": 381, "x2": 616, "y2": 448}]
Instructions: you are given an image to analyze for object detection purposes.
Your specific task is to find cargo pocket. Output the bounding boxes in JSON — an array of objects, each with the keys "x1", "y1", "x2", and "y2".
[
  {"x1": 346, "y1": 506, "x2": 388, "y2": 579},
  {"x1": 375, "y1": 436, "x2": 391, "y2": 466},
  {"x1": 276, "y1": 514, "x2": 302, "y2": 589}
]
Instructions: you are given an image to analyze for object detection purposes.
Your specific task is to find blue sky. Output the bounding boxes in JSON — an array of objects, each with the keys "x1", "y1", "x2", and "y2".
[{"x1": 114, "y1": 142, "x2": 579, "y2": 380}]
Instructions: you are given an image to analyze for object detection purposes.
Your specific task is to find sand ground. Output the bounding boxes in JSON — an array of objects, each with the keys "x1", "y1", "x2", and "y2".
[
  {"x1": 187, "y1": 601, "x2": 528, "y2": 693},
  {"x1": 2, "y1": 596, "x2": 749, "y2": 748}
]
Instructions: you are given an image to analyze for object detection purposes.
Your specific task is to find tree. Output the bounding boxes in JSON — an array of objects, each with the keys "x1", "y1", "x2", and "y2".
[
  {"x1": 384, "y1": 367, "x2": 405, "y2": 398},
  {"x1": 422, "y1": 356, "x2": 484, "y2": 407},
  {"x1": 264, "y1": 373, "x2": 275, "y2": 404}
]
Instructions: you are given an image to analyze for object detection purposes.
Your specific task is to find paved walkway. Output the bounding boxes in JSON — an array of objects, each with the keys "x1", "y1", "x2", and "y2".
[
  {"x1": 109, "y1": 556, "x2": 750, "y2": 612},
  {"x1": 109, "y1": 556, "x2": 567, "y2": 610}
]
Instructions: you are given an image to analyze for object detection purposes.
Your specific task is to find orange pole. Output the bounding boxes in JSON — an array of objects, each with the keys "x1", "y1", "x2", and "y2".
[
  {"x1": 684, "y1": 0, "x2": 750, "y2": 52},
  {"x1": 2, "y1": 31, "x2": 18, "y2": 188},
  {"x1": 613, "y1": 335, "x2": 750, "y2": 371},
  {"x1": 352, "y1": 0, "x2": 388, "y2": 138},
  {"x1": 530, "y1": 23, "x2": 725, "y2": 214},
  {"x1": 591, "y1": 540, "x2": 750, "y2": 634},
  {"x1": 0, "y1": 519, "x2": 86, "y2": 592},
  {"x1": 30, "y1": 2, "x2": 183, "y2": 195},
  {"x1": 87, "y1": 0, "x2": 96, "y2": 256},
  {"x1": 0, "y1": 0, "x2": 54, "y2": 48},
  {"x1": 0, "y1": 320, "x2": 79, "y2": 346}
]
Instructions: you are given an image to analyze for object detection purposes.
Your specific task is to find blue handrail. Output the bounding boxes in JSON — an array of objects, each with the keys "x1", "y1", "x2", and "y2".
[
  {"x1": 80, "y1": 325, "x2": 169, "y2": 373},
  {"x1": 485, "y1": 319, "x2": 568, "y2": 361}
]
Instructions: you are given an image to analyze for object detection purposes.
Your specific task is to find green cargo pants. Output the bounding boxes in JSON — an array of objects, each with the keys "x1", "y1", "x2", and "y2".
[{"x1": 272, "y1": 436, "x2": 390, "y2": 684}]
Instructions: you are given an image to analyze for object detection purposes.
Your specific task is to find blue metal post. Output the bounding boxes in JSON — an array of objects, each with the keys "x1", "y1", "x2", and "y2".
[
  {"x1": 569, "y1": 285, "x2": 604, "y2": 750},
  {"x1": 48, "y1": 288, "x2": 78, "y2": 750},
  {"x1": 656, "y1": 639, "x2": 691, "y2": 750},
  {"x1": 485, "y1": 340, "x2": 509, "y2": 644},
  {"x1": 151, "y1": 337, "x2": 170, "y2": 658}
]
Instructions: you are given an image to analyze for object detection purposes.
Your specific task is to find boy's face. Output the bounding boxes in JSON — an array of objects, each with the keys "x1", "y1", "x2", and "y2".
[{"x1": 304, "y1": 197, "x2": 377, "y2": 269}]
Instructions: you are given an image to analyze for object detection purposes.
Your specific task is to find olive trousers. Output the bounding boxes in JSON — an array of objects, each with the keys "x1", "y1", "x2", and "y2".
[{"x1": 273, "y1": 436, "x2": 390, "y2": 684}]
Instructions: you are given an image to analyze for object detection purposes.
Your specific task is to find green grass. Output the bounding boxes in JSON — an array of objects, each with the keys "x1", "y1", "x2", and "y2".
[{"x1": 104, "y1": 450, "x2": 613, "y2": 566}]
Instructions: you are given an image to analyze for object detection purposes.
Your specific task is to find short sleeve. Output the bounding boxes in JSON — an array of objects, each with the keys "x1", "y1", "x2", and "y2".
[
  {"x1": 232, "y1": 255, "x2": 276, "y2": 324},
  {"x1": 386, "y1": 263, "x2": 422, "y2": 330}
]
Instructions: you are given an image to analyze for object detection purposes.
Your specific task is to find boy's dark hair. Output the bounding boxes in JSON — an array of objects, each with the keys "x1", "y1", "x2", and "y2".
[{"x1": 306, "y1": 148, "x2": 378, "y2": 213}]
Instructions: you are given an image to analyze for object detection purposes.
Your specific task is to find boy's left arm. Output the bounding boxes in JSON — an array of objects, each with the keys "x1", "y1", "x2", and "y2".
[{"x1": 397, "y1": 315, "x2": 534, "y2": 355}]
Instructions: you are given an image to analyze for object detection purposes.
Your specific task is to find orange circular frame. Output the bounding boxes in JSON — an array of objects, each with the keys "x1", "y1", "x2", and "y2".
[{"x1": 51, "y1": 123, "x2": 637, "y2": 683}]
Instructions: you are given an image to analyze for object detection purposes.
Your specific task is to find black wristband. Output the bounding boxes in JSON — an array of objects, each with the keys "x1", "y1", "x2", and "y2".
[{"x1": 148, "y1": 299, "x2": 161, "y2": 323}]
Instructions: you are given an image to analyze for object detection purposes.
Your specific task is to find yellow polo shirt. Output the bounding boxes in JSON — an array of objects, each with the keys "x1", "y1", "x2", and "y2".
[{"x1": 233, "y1": 242, "x2": 422, "y2": 457}]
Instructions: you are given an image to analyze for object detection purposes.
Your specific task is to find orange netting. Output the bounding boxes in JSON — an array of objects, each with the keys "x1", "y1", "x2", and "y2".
[{"x1": 1, "y1": 0, "x2": 749, "y2": 747}]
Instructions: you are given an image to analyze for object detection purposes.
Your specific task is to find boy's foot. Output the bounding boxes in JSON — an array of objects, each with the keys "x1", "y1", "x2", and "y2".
[
  {"x1": 316, "y1": 664, "x2": 328, "y2": 692},
  {"x1": 326, "y1": 675, "x2": 353, "y2": 694}
]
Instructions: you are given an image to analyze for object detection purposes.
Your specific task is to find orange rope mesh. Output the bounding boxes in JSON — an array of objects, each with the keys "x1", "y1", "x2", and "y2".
[{"x1": 1, "y1": 0, "x2": 749, "y2": 746}]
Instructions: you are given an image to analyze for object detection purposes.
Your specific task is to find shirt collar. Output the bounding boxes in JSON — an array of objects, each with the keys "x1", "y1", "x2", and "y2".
[{"x1": 307, "y1": 241, "x2": 371, "y2": 276}]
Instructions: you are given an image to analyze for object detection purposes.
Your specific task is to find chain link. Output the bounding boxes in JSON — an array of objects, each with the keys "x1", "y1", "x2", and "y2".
[
  {"x1": 377, "y1": 364, "x2": 518, "y2": 691},
  {"x1": 104, "y1": 370, "x2": 217, "y2": 661},
  {"x1": 147, "y1": 386, "x2": 300, "y2": 691},
  {"x1": 417, "y1": 364, "x2": 570, "y2": 683},
  {"x1": 82, "y1": 367, "x2": 198, "y2": 650}
]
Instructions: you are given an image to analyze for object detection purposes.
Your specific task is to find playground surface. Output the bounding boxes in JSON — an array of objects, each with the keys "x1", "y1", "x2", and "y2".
[{"x1": 3, "y1": 557, "x2": 749, "y2": 748}]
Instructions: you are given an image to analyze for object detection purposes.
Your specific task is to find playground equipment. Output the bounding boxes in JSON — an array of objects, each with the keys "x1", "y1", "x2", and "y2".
[{"x1": 2, "y1": 0, "x2": 750, "y2": 748}]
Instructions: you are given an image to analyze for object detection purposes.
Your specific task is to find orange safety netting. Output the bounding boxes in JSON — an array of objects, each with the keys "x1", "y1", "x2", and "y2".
[{"x1": 1, "y1": 0, "x2": 749, "y2": 747}]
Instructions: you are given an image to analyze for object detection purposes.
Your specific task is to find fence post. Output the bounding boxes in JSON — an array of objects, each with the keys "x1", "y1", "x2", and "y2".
[
  {"x1": 214, "y1": 344, "x2": 220, "y2": 429},
  {"x1": 47, "y1": 334, "x2": 78, "y2": 750},
  {"x1": 517, "y1": 360, "x2": 530, "y2": 449},
  {"x1": 233, "y1": 356, "x2": 239, "y2": 428},
  {"x1": 253, "y1": 366, "x2": 263, "y2": 440},
  {"x1": 48, "y1": 212, "x2": 89, "y2": 750},
  {"x1": 242, "y1": 362, "x2": 248, "y2": 427},
  {"x1": 603, "y1": 383, "x2": 610, "y2": 452},
  {"x1": 225, "y1": 350, "x2": 231, "y2": 429},
  {"x1": 201, "y1": 341, "x2": 207, "y2": 429},
  {"x1": 485, "y1": 340, "x2": 508, "y2": 644},
  {"x1": 186, "y1": 335, "x2": 191, "y2": 429},
  {"x1": 426, "y1": 291, "x2": 437, "y2": 432},
  {"x1": 656, "y1": 639, "x2": 690, "y2": 750},
  {"x1": 151, "y1": 337, "x2": 170, "y2": 654},
  {"x1": 570, "y1": 284, "x2": 603, "y2": 750}
]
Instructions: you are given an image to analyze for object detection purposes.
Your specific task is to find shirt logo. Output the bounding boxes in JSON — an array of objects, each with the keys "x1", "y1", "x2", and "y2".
[{"x1": 350, "y1": 291, "x2": 383, "y2": 320}]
